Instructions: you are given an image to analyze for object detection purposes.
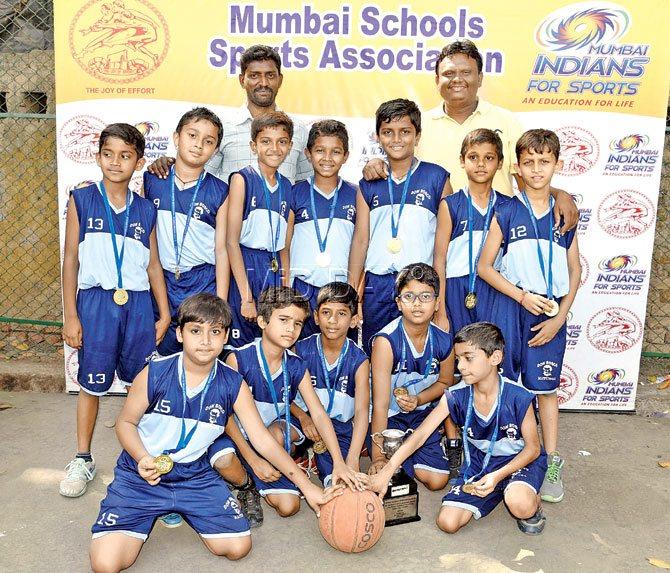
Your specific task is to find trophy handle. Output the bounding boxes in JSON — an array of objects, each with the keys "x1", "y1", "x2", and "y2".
[
  {"x1": 371, "y1": 432, "x2": 384, "y2": 452},
  {"x1": 403, "y1": 429, "x2": 414, "y2": 440}
]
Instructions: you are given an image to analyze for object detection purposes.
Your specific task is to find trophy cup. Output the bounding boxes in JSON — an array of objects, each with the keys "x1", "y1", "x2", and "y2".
[{"x1": 371, "y1": 428, "x2": 421, "y2": 526}]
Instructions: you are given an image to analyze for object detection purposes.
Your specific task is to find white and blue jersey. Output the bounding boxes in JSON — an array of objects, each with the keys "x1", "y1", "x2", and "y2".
[
  {"x1": 293, "y1": 334, "x2": 368, "y2": 423},
  {"x1": 360, "y1": 160, "x2": 448, "y2": 274},
  {"x1": 372, "y1": 317, "x2": 453, "y2": 418},
  {"x1": 289, "y1": 178, "x2": 357, "y2": 286},
  {"x1": 72, "y1": 183, "x2": 156, "y2": 292},
  {"x1": 143, "y1": 170, "x2": 227, "y2": 273},
  {"x1": 237, "y1": 165, "x2": 290, "y2": 252},
  {"x1": 495, "y1": 197, "x2": 576, "y2": 297}
]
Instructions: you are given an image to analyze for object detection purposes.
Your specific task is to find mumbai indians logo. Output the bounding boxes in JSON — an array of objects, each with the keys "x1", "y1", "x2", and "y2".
[
  {"x1": 536, "y1": 4, "x2": 630, "y2": 52},
  {"x1": 555, "y1": 126, "x2": 599, "y2": 176},
  {"x1": 566, "y1": 310, "x2": 582, "y2": 349},
  {"x1": 610, "y1": 134, "x2": 649, "y2": 153},
  {"x1": 588, "y1": 368, "x2": 625, "y2": 385},
  {"x1": 134, "y1": 121, "x2": 159, "y2": 136},
  {"x1": 598, "y1": 255, "x2": 637, "y2": 272},
  {"x1": 136, "y1": 120, "x2": 169, "y2": 158},
  {"x1": 586, "y1": 307, "x2": 642, "y2": 353}
]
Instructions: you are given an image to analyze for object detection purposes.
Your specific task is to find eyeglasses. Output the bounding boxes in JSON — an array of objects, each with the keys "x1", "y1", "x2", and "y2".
[{"x1": 397, "y1": 292, "x2": 438, "y2": 304}]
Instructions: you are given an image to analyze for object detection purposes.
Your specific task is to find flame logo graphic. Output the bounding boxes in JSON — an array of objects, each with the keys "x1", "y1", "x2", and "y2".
[
  {"x1": 134, "y1": 121, "x2": 159, "y2": 136},
  {"x1": 598, "y1": 255, "x2": 637, "y2": 271},
  {"x1": 609, "y1": 134, "x2": 649, "y2": 152},
  {"x1": 588, "y1": 368, "x2": 624, "y2": 384},
  {"x1": 537, "y1": 7, "x2": 630, "y2": 51}
]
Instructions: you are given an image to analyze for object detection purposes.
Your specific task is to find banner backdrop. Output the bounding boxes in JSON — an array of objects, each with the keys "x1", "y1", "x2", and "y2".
[{"x1": 54, "y1": 0, "x2": 670, "y2": 410}]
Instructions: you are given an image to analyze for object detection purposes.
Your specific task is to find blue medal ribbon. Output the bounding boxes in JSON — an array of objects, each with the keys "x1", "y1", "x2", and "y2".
[
  {"x1": 316, "y1": 334, "x2": 349, "y2": 415},
  {"x1": 394, "y1": 322, "x2": 435, "y2": 396},
  {"x1": 462, "y1": 375, "x2": 505, "y2": 484},
  {"x1": 97, "y1": 182, "x2": 131, "y2": 290},
  {"x1": 169, "y1": 167, "x2": 205, "y2": 276},
  {"x1": 309, "y1": 178, "x2": 341, "y2": 254},
  {"x1": 260, "y1": 173, "x2": 284, "y2": 270},
  {"x1": 162, "y1": 356, "x2": 217, "y2": 456},
  {"x1": 467, "y1": 190, "x2": 496, "y2": 296},
  {"x1": 520, "y1": 192, "x2": 555, "y2": 299},
  {"x1": 387, "y1": 163, "x2": 414, "y2": 239},
  {"x1": 259, "y1": 344, "x2": 291, "y2": 452}
]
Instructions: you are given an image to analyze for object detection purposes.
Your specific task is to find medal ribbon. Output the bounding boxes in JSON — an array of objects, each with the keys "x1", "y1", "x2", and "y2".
[
  {"x1": 260, "y1": 173, "x2": 284, "y2": 268},
  {"x1": 162, "y1": 356, "x2": 217, "y2": 455},
  {"x1": 520, "y1": 192, "x2": 554, "y2": 299},
  {"x1": 309, "y1": 178, "x2": 341, "y2": 254},
  {"x1": 97, "y1": 182, "x2": 131, "y2": 290},
  {"x1": 395, "y1": 322, "x2": 434, "y2": 394},
  {"x1": 316, "y1": 335, "x2": 349, "y2": 415},
  {"x1": 467, "y1": 190, "x2": 496, "y2": 296},
  {"x1": 169, "y1": 167, "x2": 205, "y2": 275},
  {"x1": 462, "y1": 375, "x2": 505, "y2": 483},
  {"x1": 259, "y1": 344, "x2": 291, "y2": 452},
  {"x1": 387, "y1": 163, "x2": 414, "y2": 239}
]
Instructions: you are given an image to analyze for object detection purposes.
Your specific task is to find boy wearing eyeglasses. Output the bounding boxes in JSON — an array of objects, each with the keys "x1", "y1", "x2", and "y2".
[{"x1": 367, "y1": 263, "x2": 455, "y2": 491}]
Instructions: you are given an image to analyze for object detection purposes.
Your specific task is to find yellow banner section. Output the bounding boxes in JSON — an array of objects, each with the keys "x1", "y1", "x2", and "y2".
[{"x1": 55, "y1": 0, "x2": 670, "y2": 117}]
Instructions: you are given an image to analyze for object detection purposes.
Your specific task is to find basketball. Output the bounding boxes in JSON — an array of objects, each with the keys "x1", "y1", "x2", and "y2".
[{"x1": 318, "y1": 489, "x2": 385, "y2": 553}]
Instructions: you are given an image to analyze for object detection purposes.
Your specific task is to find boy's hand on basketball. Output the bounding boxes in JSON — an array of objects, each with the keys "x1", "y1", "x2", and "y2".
[
  {"x1": 301, "y1": 416, "x2": 320, "y2": 442},
  {"x1": 62, "y1": 317, "x2": 83, "y2": 349},
  {"x1": 332, "y1": 461, "x2": 367, "y2": 492},
  {"x1": 304, "y1": 482, "x2": 344, "y2": 517},
  {"x1": 528, "y1": 317, "x2": 562, "y2": 347},
  {"x1": 396, "y1": 394, "x2": 418, "y2": 413},
  {"x1": 251, "y1": 458, "x2": 281, "y2": 482},
  {"x1": 362, "y1": 158, "x2": 388, "y2": 181},
  {"x1": 367, "y1": 470, "x2": 392, "y2": 498},
  {"x1": 521, "y1": 292, "x2": 548, "y2": 316},
  {"x1": 138, "y1": 455, "x2": 161, "y2": 486},
  {"x1": 155, "y1": 317, "x2": 170, "y2": 345},
  {"x1": 367, "y1": 459, "x2": 387, "y2": 476},
  {"x1": 241, "y1": 299, "x2": 258, "y2": 322},
  {"x1": 345, "y1": 455, "x2": 360, "y2": 473},
  {"x1": 471, "y1": 473, "x2": 497, "y2": 497},
  {"x1": 147, "y1": 156, "x2": 175, "y2": 179}
]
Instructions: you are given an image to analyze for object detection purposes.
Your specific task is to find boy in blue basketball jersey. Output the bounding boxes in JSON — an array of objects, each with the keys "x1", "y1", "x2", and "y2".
[
  {"x1": 292, "y1": 282, "x2": 370, "y2": 484},
  {"x1": 61, "y1": 124, "x2": 170, "y2": 499},
  {"x1": 208, "y1": 287, "x2": 364, "y2": 527},
  {"x1": 226, "y1": 112, "x2": 293, "y2": 348},
  {"x1": 368, "y1": 323, "x2": 548, "y2": 536},
  {"x1": 284, "y1": 120, "x2": 358, "y2": 338},
  {"x1": 349, "y1": 99, "x2": 453, "y2": 355},
  {"x1": 479, "y1": 129, "x2": 581, "y2": 504},
  {"x1": 144, "y1": 107, "x2": 229, "y2": 355},
  {"x1": 368, "y1": 264, "x2": 454, "y2": 491},
  {"x1": 89, "y1": 294, "x2": 341, "y2": 572}
]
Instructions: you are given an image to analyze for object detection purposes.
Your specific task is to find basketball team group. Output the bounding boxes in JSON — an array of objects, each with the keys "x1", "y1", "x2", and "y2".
[{"x1": 59, "y1": 41, "x2": 581, "y2": 571}]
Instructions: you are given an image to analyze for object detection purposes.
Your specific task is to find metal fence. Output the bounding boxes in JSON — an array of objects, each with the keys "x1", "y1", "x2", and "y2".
[{"x1": 0, "y1": 2, "x2": 669, "y2": 360}]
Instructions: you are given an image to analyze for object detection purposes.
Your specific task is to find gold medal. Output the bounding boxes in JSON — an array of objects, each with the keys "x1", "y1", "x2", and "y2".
[
  {"x1": 315, "y1": 252, "x2": 331, "y2": 268},
  {"x1": 312, "y1": 440, "x2": 327, "y2": 455},
  {"x1": 393, "y1": 387, "x2": 409, "y2": 399},
  {"x1": 270, "y1": 258, "x2": 279, "y2": 273},
  {"x1": 154, "y1": 454, "x2": 174, "y2": 475},
  {"x1": 464, "y1": 292, "x2": 477, "y2": 310},
  {"x1": 386, "y1": 237, "x2": 402, "y2": 253},
  {"x1": 174, "y1": 267, "x2": 181, "y2": 281},
  {"x1": 462, "y1": 483, "x2": 476, "y2": 495},
  {"x1": 113, "y1": 288, "x2": 128, "y2": 306},
  {"x1": 545, "y1": 299, "x2": 560, "y2": 317}
]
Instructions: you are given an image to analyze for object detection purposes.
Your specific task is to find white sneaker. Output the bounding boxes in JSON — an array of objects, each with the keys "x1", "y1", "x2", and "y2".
[{"x1": 59, "y1": 457, "x2": 96, "y2": 497}]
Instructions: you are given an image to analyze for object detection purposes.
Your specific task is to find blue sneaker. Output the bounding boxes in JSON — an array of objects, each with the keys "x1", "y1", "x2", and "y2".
[
  {"x1": 517, "y1": 507, "x2": 546, "y2": 535},
  {"x1": 159, "y1": 513, "x2": 183, "y2": 528}
]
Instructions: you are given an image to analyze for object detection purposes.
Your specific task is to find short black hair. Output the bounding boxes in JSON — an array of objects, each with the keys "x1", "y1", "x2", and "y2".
[
  {"x1": 257, "y1": 286, "x2": 310, "y2": 322},
  {"x1": 307, "y1": 120, "x2": 349, "y2": 153},
  {"x1": 178, "y1": 293, "x2": 232, "y2": 329},
  {"x1": 251, "y1": 111, "x2": 293, "y2": 141},
  {"x1": 99, "y1": 123, "x2": 145, "y2": 158},
  {"x1": 240, "y1": 44, "x2": 282, "y2": 76},
  {"x1": 460, "y1": 128, "x2": 503, "y2": 161},
  {"x1": 516, "y1": 129, "x2": 561, "y2": 162},
  {"x1": 435, "y1": 40, "x2": 483, "y2": 75},
  {"x1": 454, "y1": 322, "x2": 505, "y2": 357},
  {"x1": 176, "y1": 107, "x2": 224, "y2": 148},
  {"x1": 316, "y1": 282, "x2": 358, "y2": 315},
  {"x1": 395, "y1": 263, "x2": 440, "y2": 297},
  {"x1": 375, "y1": 98, "x2": 421, "y2": 136}
]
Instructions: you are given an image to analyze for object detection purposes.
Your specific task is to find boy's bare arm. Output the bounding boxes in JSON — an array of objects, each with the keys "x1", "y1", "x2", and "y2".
[
  {"x1": 280, "y1": 209, "x2": 295, "y2": 288},
  {"x1": 347, "y1": 188, "x2": 370, "y2": 290},
  {"x1": 214, "y1": 200, "x2": 230, "y2": 300},
  {"x1": 432, "y1": 200, "x2": 452, "y2": 330},
  {"x1": 440, "y1": 177, "x2": 454, "y2": 199},
  {"x1": 62, "y1": 196, "x2": 82, "y2": 349},
  {"x1": 226, "y1": 174, "x2": 254, "y2": 316},
  {"x1": 347, "y1": 359, "x2": 371, "y2": 471},
  {"x1": 147, "y1": 228, "x2": 170, "y2": 343},
  {"x1": 369, "y1": 337, "x2": 393, "y2": 467}
]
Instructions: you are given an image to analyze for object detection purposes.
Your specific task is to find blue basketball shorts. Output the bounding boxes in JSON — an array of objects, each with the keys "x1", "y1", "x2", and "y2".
[
  {"x1": 362, "y1": 272, "x2": 399, "y2": 356},
  {"x1": 446, "y1": 275, "x2": 498, "y2": 336},
  {"x1": 441, "y1": 453, "x2": 547, "y2": 519},
  {"x1": 77, "y1": 287, "x2": 155, "y2": 395}
]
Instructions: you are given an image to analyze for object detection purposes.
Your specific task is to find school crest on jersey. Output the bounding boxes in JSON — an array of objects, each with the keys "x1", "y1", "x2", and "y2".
[
  {"x1": 502, "y1": 423, "x2": 519, "y2": 440},
  {"x1": 342, "y1": 203, "x2": 356, "y2": 221},
  {"x1": 206, "y1": 403, "x2": 225, "y2": 424},
  {"x1": 411, "y1": 188, "x2": 431, "y2": 206},
  {"x1": 130, "y1": 221, "x2": 146, "y2": 240},
  {"x1": 193, "y1": 202, "x2": 211, "y2": 220}
]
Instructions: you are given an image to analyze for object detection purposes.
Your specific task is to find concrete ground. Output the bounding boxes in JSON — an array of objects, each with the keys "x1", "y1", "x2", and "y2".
[{"x1": 0, "y1": 362, "x2": 669, "y2": 572}]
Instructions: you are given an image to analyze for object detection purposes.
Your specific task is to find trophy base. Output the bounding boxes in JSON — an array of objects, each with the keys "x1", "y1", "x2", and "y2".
[{"x1": 382, "y1": 469, "x2": 421, "y2": 527}]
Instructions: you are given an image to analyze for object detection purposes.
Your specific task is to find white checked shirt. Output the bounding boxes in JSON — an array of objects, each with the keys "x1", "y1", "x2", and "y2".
[{"x1": 205, "y1": 104, "x2": 312, "y2": 184}]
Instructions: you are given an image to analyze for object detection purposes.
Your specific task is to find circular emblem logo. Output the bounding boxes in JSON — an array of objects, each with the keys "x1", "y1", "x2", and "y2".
[
  {"x1": 579, "y1": 253, "x2": 590, "y2": 287},
  {"x1": 609, "y1": 134, "x2": 649, "y2": 153},
  {"x1": 588, "y1": 368, "x2": 625, "y2": 385},
  {"x1": 65, "y1": 347, "x2": 80, "y2": 386},
  {"x1": 586, "y1": 306, "x2": 643, "y2": 353},
  {"x1": 597, "y1": 190, "x2": 655, "y2": 238},
  {"x1": 558, "y1": 364, "x2": 579, "y2": 406},
  {"x1": 69, "y1": 0, "x2": 169, "y2": 84},
  {"x1": 555, "y1": 126, "x2": 600, "y2": 176},
  {"x1": 58, "y1": 115, "x2": 106, "y2": 164}
]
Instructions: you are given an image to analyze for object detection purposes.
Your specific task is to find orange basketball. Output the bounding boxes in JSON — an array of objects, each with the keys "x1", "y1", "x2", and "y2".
[{"x1": 318, "y1": 489, "x2": 385, "y2": 553}]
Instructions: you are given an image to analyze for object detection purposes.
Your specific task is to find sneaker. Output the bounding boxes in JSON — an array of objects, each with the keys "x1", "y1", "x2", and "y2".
[
  {"x1": 517, "y1": 507, "x2": 546, "y2": 535},
  {"x1": 159, "y1": 513, "x2": 183, "y2": 528},
  {"x1": 445, "y1": 439, "x2": 463, "y2": 481},
  {"x1": 540, "y1": 452, "x2": 565, "y2": 503},
  {"x1": 237, "y1": 484, "x2": 263, "y2": 528},
  {"x1": 59, "y1": 457, "x2": 96, "y2": 498}
]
